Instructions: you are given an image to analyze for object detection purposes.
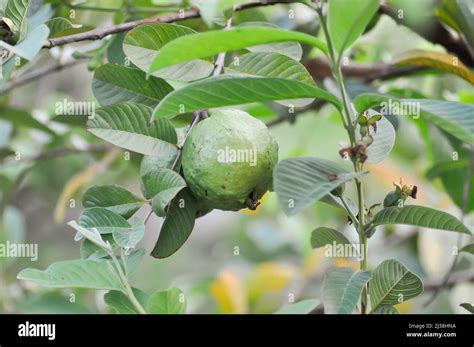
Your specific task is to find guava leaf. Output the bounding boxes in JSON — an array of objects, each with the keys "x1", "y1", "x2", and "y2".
[
  {"x1": 87, "y1": 102, "x2": 179, "y2": 156},
  {"x1": 394, "y1": 50, "x2": 474, "y2": 84},
  {"x1": 105, "y1": 288, "x2": 149, "y2": 314},
  {"x1": 322, "y1": 267, "x2": 372, "y2": 314},
  {"x1": 328, "y1": 0, "x2": 379, "y2": 53},
  {"x1": 146, "y1": 287, "x2": 186, "y2": 314},
  {"x1": 225, "y1": 51, "x2": 315, "y2": 107},
  {"x1": 123, "y1": 23, "x2": 213, "y2": 82},
  {"x1": 370, "y1": 205, "x2": 471, "y2": 234},
  {"x1": 112, "y1": 216, "x2": 145, "y2": 249},
  {"x1": 17, "y1": 259, "x2": 125, "y2": 292},
  {"x1": 5, "y1": 0, "x2": 31, "y2": 40},
  {"x1": 370, "y1": 305, "x2": 400, "y2": 314},
  {"x1": 141, "y1": 168, "x2": 187, "y2": 216},
  {"x1": 148, "y1": 26, "x2": 328, "y2": 75},
  {"x1": 92, "y1": 64, "x2": 174, "y2": 107},
  {"x1": 152, "y1": 75, "x2": 342, "y2": 119},
  {"x1": 369, "y1": 259, "x2": 423, "y2": 311},
  {"x1": 239, "y1": 22, "x2": 303, "y2": 60},
  {"x1": 274, "y1": 157, "x2": 366, "y2": 216},
  {"x1": 76, "y1": 207, "x2": 131, "y2": 242},
  {"x1": 151, "y1": 189, "x2": 197, "y2": 258},
  {"x1": 82, "y1": 185, "x2": 145, "y2": 219},
  {"x1": 353, "y1": 94, "x2": 474, "y2": 146},
  {"x1": 363, "y1": 113, "x2": 396, "y2": 164},
  {"x1": 311, "y1": 227, "x2": 352, "y2": 249}
]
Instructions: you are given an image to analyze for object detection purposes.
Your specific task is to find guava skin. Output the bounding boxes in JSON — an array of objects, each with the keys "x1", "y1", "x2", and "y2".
[{"x1": 182, "y1": 109, "x2": 279, "y2": 211}]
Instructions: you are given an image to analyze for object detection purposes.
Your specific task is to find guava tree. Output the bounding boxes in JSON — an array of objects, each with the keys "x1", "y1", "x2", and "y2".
[{"x1": 0, "y1": 0, "x2": 473, "y2": 314}]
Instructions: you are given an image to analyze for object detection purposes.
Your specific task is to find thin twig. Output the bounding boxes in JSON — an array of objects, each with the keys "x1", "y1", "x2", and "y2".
[
  {"x1": 0, "y1": 144, "x2": 109, "y2": 166},
  {"x1": 42, "y1": 1, "x2": 294, "y2": 48},
  {"x1": 0, "y1": 59, "x2": 86, "y2": 95}
]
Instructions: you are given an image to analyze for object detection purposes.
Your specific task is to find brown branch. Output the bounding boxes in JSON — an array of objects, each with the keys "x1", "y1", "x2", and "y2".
[
  {"x1": 306, "y1": 56, "x2": 425, "y2": 83},
  {"x1": 0, "y1": 59, "x2": 86, "y2": 95},
  {"x1": 42, "y1": 1, "x2": 295, "y2": 48}
]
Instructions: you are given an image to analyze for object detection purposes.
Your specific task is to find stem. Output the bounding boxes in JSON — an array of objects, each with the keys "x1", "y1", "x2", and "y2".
[
  {"x1": 109, "y1": 250, "x2": 147, "y2": 314},
  {"x1": 340, "y1": 195, "x2": 359, "y2": 229},
  {"x1": 317, "y1": 6, "x2": 368, "y2": 313}
]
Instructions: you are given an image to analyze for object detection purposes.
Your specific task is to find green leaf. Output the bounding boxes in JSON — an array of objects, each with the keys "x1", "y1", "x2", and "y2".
[
  {"x1": 46, "y1": 17, "x2": 74, "y2": 37},
  {"x1": 226, "y1": 51, "x2": 315, "y2": 107},
  {"x1": 105, "y1": 288, "x2": 149, "y2": 314},
  {"x1": 112, "y1": 216, "x2": 145, "y2": 249},
  {"x1": 328, "y1": 0, "x2": 379, "y2": 53},
  {"x1": 151, "y1": 189, "x2": 197, "y2": 259},
  {"x1": 82, "y1": 185, "x2": 145, "y2": 219},
  {"x1": 322, "y1": 267, "x2": 372, "y2": 314},
  {"x1": 311, "y1": 227, "x2": 352, "y2": 249},
  {"x1": 394, "y1": 50, "x2": 474, "y2": 84},
  {"x1": 5, "y1": 0, "x2": 31, "y2": 40},
  {"x1": 148, "y1": 26, "x2": 328, "y2": 75},
  {"x1": 0, "y1": 24, "x2": 49, "y2": 60},
  {"x1": 68, "y1": 221, "x2": 110, "y2": 250},
  {"x1": 123, "y1": 23, "x2": 213, "y2": 82},
  {"x1": 92, "y1": 64, "x2": 174, "y2": 107},
  {"x1": 370, "y1": 205, "x2": 471, "y2": 234},
  {"x1": 363, "y1": 113, "x2": 396, "y2": 164},
  {"x1": 80, "y1": 234, "x2": 116, "y2": 260},
  {"x1": 460, "y1": 303, "x2": 474, "y2": 313},
  {"x1": 436, "y1": 0, "x2": 474, "y2": 50},
  {"x1": 0, "y1": 106, "x2": 57, "y2": 137},
  {"x1": 78, "y1": 207, "x2": 131, "y2": 240},
  {"x1": 426, "y1": 160, "x2": 474, "y2": 212},
  {"x1": 146, "y1": 287, "x2": 186, "y2": 314},
  {"x1": 354, "y1": 94, "x2": 474, "y2": 146},
  {"x1": 142, "y1": 169, "x2": 186, "y2": 216},
  {"x1": 369, "y1": 259, "x2": 423, "y2": 311},
  {"x1": 17, "y1": 259, "x2": 125, "y2": 292},
  {"x1": 239, "y1": 21, "x2": 303, "y2": 60},
  {"x1": 152, "y1": 75, "x2": 341, "y2": 119},
  {"x1": 124, "y1": 248, "x2": 145, "y2": 274},
  {"x1": 87, "y1": 102, "x2": 179, "y2": 156},
  {"x1": 370, "y1": 305, "x2": 400, "y2": 314},
  {"x1": 274, "y1": 299, "x2": 319, "y2": 314},
  {"x1": 274, "y1": 157, "x2": 366, "y2": 216},
  {"x1": 460, "y1": 243, "x2": 474, "y2": 255}
]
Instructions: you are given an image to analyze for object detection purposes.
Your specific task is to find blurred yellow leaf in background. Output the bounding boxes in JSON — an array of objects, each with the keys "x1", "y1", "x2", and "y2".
[
  {"x1": 246, "y1": 262, "x2": 296, "y2": 302},
  {"x1": 210, "y1": 270, "x2": 247, "y2": 314}
]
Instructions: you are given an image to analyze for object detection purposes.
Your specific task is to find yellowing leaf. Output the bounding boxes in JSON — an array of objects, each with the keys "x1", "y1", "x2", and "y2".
[
  {"x1": 54, "y1": 149, "x2": 119, "y2": 223},
  {"x1": 334, "y1": 258, "x2": 359, "y2": 270},
  {"x1": 394, "y1": 50, "x2": 474, "y2": 84},
  {"x1": 302, "y1": 249, "x2": 325, "y2": 278},
  {"x1": 394, "y1": 300, "x2": 413, "y2": 313},
  {"x1": 210, "y1": 270, "x2": 247, "y2": 314},
  {"x1": 246, "y1": 262, "x2": 296, "y2": 302}
]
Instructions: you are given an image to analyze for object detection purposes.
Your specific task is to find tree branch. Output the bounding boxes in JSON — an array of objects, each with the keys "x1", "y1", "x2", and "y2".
[
  {"x1": 42, "y1": 1, "x2": 295, "y2": 48},
  {"x1": 306, "y1": 56, "x2": 425, "y2": 83},
  {"x1": 0, "y1": 58, "x2": 86, "y2": 95}
]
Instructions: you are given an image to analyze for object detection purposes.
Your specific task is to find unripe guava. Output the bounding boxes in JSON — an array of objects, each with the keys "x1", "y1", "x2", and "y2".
[{"x1": 182, "y1": 109, "x2": 278, "y2": 211}]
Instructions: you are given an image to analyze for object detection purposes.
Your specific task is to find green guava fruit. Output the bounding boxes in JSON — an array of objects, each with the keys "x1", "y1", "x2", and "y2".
[{"x1": 182, "y1": 109, "x2": 279, "y2": 211}]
